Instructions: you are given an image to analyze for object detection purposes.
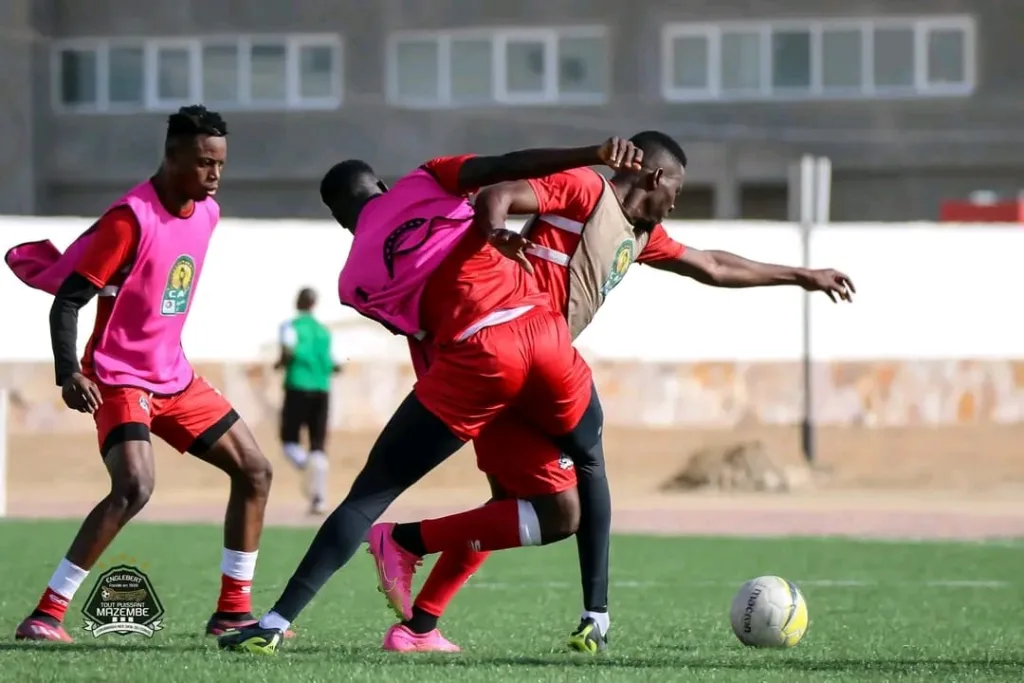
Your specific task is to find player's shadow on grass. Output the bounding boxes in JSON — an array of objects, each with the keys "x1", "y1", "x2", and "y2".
[
  {"x1": 752, "y1": 657, "x2": 1024, "y2": 674},
  {"x1": 423, "y1": 655, "x2": 1024, "y2": 673},
  {"x1": 0, "y1": 642, "x2": 211, "y2": 653}
]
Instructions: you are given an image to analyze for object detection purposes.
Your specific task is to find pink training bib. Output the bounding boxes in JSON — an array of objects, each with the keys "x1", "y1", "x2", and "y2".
[
  {"x1": 6, "y1": 180, "x2": 219, "y2": 394},
  {"x1": 337, "y1": 168, "x2": 476, "y2": 338},
  {"x1": 93, "y1": 181, "x2": 219, "y2": 393}
]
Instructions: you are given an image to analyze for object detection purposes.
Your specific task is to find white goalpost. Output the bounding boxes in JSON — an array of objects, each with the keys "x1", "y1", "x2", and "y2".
[{"x1": 0, "y1": 388, "x2": 7, "y2": 518}]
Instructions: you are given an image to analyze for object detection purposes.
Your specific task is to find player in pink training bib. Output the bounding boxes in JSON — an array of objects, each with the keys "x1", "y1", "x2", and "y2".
[
  {"x1": 5, "y1": 106, "x2": 282, "y2": 644},
  {"x1": 401, "y1": 131, "x2": 855, "y2": 654},
  {"x1": 218, "y1": 138, "x2": 645, "y2": 656}
]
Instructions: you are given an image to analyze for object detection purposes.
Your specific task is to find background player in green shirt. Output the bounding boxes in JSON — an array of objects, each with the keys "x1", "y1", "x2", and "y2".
[{"x1": 275, "y1": 287, "x2": 340, "y2": 514}]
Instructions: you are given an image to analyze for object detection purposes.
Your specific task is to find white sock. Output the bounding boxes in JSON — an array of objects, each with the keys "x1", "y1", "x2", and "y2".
[
  {"x1": 47, "y1": 557, "x2": 89, "y2": 600},
  {"x1": 221, "y1": 548, "x2": 258, "y2": 581},
  {"x1": 583, "y1": 610, "x2": 611, "y2": 637},
  {"x1": 282, "y1": 442, "x2": 308, "y2": 469},
  {"x1": 308, "y1": 451, "x2": 328, "y2": 500},
  {"x1": 516, "y1": 499, "x2": 542, "y2": 547},
  {"x1": 259, "y1": 610, "x2": 291, "y2": 632}
]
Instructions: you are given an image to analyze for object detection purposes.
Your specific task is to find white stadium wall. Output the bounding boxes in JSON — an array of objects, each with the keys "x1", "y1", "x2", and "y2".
[{"x1": 2, "y1": 217, "x2": 1023, "y2": 433}]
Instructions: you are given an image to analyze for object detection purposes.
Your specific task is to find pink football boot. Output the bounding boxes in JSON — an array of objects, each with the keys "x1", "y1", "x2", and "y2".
[
  {"x1": 15, "y1": 615, "x2": 73, "y2": 643},
  {"x1": 382, "y1": 623, "x2": 461, "y2": 653},
  {"x1": 366, "y1": 522, "x2": 422, "y2": 620}
]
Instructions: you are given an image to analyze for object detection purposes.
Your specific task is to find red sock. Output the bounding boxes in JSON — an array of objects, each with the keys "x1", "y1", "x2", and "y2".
[
  {"x1": 217, "y1": 575, "x2": 253, "y2": 614},
  {"x1": 420, "y1": 499, "x2": 523, "y2": 554},
  {"x1": 414, "y1": 548, "x2": 491, "y2": 617},
  {"x1": 36, "y1": 587, "x2": 71, "y2": 622}
]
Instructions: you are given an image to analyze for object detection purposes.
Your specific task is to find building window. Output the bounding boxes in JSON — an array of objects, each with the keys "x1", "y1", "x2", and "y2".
[
  {"x1": 451, "y1": 38, "x2": 492, "y2": 104},
  {"x1": 108, "y1": 45, "x2": 144, "y2": 105},
  {"x1": 297, "y1": 42, "x2": 338, "y2": 100},
  {"x1": 721, "y1": 30, "x2": 761, "y2": 94},
  {"x1": 394, "y1": 38, "x2": 439, "y2": 103},
  {"x1": 387, "y1": 27, "x2": 609, "y2": 108},
  {"x1": 52, "y1": 34, "x2": 343, "y2": 113},
  {"x1": 821, "y1": 28, "x2": 861, "y2": 90},
  {"x1": 58, "y1": 47, "x2": 99, "y2": 107},
  {"x1": 249, "y1": 41, "x2": 288, "y2": 103},
  {"x1": 661, "y1": 16, "x2": 974, "y2": 101},
  {"x1": 152, "y1": 41, "x2": 197, "y2": 107},
  {"x1": 201, "y1": 43, "x2": 239, "y2": 105},
  {"x1": 873, "y1": 27, "x2": 915, "y2": 90}
]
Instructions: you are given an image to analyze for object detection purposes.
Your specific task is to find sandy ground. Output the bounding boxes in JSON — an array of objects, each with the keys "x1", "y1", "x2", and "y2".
[{"x1": 6, "y1": 424, "x2": 1024, "y2": 539}]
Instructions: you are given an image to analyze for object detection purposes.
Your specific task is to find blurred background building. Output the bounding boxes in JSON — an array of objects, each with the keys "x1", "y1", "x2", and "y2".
[{"x1": 0, "y1": 0, "x2": 1020, "y2": 221}]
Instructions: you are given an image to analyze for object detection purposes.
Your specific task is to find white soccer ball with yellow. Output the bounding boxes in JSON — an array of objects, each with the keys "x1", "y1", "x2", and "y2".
[{"x1": 729, "y1": 576, "x2": 809, "y2": 648}]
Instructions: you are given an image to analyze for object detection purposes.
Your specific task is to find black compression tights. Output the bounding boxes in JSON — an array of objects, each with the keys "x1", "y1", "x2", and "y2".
[
  {"x1": 268, "y1": 386, "x2": 608, "y2": 623},
  {"x1": 550, "y1": 385, "x2": 610, "y2": 613}
]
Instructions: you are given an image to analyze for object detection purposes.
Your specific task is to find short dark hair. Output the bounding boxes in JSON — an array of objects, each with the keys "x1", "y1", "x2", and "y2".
[
  {"x1": 629, "y1": 130, "x2": 687, "y2": 171},
  {"x1": 297, "y1": 287, "x2": 317, "y2": 310},
  {"x1": 166, "y1": 105, "x2": 228, "y2": 144},
  {"x1": 320, "y1": 159, "x2": 377, "y2": 206}
]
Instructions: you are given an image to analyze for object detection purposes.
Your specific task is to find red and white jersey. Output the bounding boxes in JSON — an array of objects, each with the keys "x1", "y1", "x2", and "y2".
[{"x1": 522, "y1": 167, "x2": 686, "y2": 338}]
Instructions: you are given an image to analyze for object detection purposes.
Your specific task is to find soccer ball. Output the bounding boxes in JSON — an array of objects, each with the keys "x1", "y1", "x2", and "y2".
[{"x1": 729, "y1": 576, "x2": 808, "y2": 648}]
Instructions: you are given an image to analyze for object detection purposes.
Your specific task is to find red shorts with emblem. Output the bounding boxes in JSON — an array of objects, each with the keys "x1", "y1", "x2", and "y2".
[
  {"x1": 90, "y1": 374, "x2": 237, "y2": 456},
  {"x1": 473, "y1": 409, "x2": 578, "y2": 498},
  {"x1": 414, "y1": 307, "x2": 592, "y2": 442}
]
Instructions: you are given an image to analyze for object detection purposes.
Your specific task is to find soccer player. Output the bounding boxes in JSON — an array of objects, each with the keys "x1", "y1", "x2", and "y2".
[
  {"x1": 217, "y1": 137, "x2": 643, "y2": 655},
  {"x1": 276, "y1": 287, "x2": 340, "y2": 514},
  {"x1": 4, "y1": 106, "x2": 281, "y2": 643},
  {"x1": 381, "y1": 131, "x2": 855, "y2": 654}
]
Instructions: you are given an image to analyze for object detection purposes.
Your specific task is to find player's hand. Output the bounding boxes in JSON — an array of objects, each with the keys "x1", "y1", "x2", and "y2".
[
  {"x1": 61, "y1": 372, "x2": 102, "y2": 414},
  {"x1": 597, "y1": 137, "x2": 643, "y2": 171},
  {"x1": 799, "y1": 268, "x2": 855, "y2": 303},
  {"x1": 489, "y1": 229, "x2": 535, "y2": 275}
]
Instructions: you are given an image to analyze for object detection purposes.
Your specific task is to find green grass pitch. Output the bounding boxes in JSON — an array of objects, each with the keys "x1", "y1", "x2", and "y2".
[{"x1": 1, "y1": 520, "x2": 1022, "y2": 682}]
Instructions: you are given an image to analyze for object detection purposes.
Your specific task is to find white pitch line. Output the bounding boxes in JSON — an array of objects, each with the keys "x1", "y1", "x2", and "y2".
[{"x1": 921, "y1": 579, "x2": 1008, "y2": 588}]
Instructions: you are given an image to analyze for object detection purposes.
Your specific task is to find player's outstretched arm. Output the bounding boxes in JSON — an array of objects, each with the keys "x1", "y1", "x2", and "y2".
[
  {"x1": 455, "y1": 137, "x2": 641, "y2": 193},
  {"x1": 650, "y1": 248, "x2": 855, "y2": 302}
]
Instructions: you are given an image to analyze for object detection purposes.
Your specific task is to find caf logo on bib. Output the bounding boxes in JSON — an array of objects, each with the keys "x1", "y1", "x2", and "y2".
[
  {"x1": 600, "y1": 240, "x2": 635, "y2": 296},
  {"x1": 162, "y1": 255, "x2": 195, "y2": 316}
]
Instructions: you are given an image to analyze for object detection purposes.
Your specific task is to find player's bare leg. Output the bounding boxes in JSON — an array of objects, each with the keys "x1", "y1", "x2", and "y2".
[
  {"x1": 189, "y1": 419, "x2": 284, "y2": 636},
  {"x1": 15, "y1": 441, "x2": 155, "y2": 642},
  {"x1": 217, "y1": 393, "x2": 466, "y2": 655}
]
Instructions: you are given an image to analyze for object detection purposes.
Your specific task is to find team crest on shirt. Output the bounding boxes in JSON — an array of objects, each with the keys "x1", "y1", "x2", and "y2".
[
  {"x1": 161, "y1": 255, "x2": 195, "y2": 316},
  {"x1": 600, "y1": 240, "x2": 635, "y2": 297}
]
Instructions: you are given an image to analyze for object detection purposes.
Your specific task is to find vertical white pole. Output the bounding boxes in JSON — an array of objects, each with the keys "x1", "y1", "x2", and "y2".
[
  {"x1": 797, "y1": 156, "x2": 833, "y2": 465},
  {"x1": 814, "y1": 157, "x2": 832, "y2": 224},
  {"x1": 0, "y1": 388, "x2": 8, "y2": 518},
  {"x1": 794, "y1": 156, "x2": 816, "y2": 464}
]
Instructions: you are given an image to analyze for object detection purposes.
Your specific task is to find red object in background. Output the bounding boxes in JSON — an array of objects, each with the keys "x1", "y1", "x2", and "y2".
[{"x1": 940, "y1": 199, "x2": 1024, "y2": 223}]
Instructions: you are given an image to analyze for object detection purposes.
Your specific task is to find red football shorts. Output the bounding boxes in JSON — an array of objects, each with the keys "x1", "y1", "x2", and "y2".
[
  {"x1": 90, "y1": 374, "x2": 236, "y2": 455},
  {"x1": 414, "y1": 307, "x2": 592, "y2": 442},
  {"x1": 473, "y1": 410, "x2": 577, "y2": 498}
]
